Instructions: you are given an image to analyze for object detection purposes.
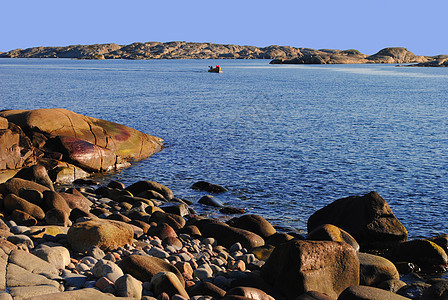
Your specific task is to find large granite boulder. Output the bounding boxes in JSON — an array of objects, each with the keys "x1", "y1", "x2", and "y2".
[
  {"x1": 0, "y1": 108, "x2": 163, "y2": 175},
  {"x1": 260, "y1": 240, "x2": 359, "y2": 299},
  {"x1": 307, "y1": 191, "x2": 407, "y2": 250},
  {"x1": 67, "y1": 219, "x2": 134, "y2": 252}
]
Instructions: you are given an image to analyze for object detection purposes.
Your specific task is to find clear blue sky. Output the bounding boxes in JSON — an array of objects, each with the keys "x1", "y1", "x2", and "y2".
[{"x1": 1, "y1": 0, "x2": 447, "y2": 55}]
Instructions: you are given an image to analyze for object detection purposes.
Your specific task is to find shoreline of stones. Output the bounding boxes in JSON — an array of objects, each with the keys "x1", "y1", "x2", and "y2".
[{"x1": 1, "y1": 167, "x2": 448, "y2": 299}]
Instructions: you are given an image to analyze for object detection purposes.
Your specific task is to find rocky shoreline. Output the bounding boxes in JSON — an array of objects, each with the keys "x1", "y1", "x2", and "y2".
[
  {"x1": 2, "y1": 110, "x2": 448, "y2": 299},
  {"x1": 1, "y1": 42, "x2": 447, "y2": 66}
]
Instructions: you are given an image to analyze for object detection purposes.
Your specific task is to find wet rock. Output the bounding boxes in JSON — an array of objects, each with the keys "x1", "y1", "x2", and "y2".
[
  {"x1": 67, "y1": 219, "x2": 134, "y2": 252},
  {"x1": 161, "y1": 203, "x2": 190, "y2": 216},
  {"x1": 150, "y1": 271, "x2": 189, "y2": 299},
  {"x1": 261, "y1": 240, "x2": 359, "y2": 299},
  {"x1": 198, "y1": 195, "x2": 224, "y2": 207},
  {"x1": 397, "y1": 282, "x2": 431, "y2": 299},
  {"x1": 358, "y1": 252, "x2": 399, "y2": 286},
  {"x1": 226, "y1": 214, "x2": 276, "y2": 239},
  {"x1": 191, "y1": 181, "x2": 228, "y2": 193},
  {"x1": 339, "y1": 285, "x2": 411, "y2": 300},
  {"x1": 307, "y1": 191, "x2": 408, "y2": 250},
  {"x1": 118, "y1": 255, "x2": 184, "y2": 286},
  {"x1": 3, "y1": 194, "x2": 45, "y2": 220}
]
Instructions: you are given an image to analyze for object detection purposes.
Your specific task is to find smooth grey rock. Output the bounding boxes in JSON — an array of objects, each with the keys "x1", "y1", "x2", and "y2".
[
  {"x1": 8, "y1": 249, "x2": 59, "y2": 279},
  {"x1": 7, "y1": 285, "x2": 61, "y2": 299},
  {"x1": 7, "y1": 234, "x2": 34, "y2": 249},
  {"x1": 115, "y1": 274, "x2": 143, "y2": 298},
  {"x1": 32, "y1": 246, "x2": 70, "y2": 269},
  {"x1": 92, "y1": 259, "x2": 124, "y2": 280},
  {"x1": 6, "y1": 263, "x2": 60, "y2": 288}
]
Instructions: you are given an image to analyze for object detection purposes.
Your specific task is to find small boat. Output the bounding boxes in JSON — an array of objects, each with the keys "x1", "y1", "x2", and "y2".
[{"x1": 208, "y1": 65, "x2": 222, "y2": 73}]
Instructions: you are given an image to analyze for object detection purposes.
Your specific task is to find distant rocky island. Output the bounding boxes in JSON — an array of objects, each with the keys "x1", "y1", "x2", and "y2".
[{"x1": 1, "y1": 42, "x2": 447, "y2": 66}]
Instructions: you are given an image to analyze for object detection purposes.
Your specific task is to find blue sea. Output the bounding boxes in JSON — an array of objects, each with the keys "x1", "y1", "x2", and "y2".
[{"x1": 1, "y1": 58, "x2": 447, "y2": 239}]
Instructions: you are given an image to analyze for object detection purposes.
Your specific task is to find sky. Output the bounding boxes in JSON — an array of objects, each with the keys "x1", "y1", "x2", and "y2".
[{"x1": 1, "y1": 0, "x2": 447, "y2": 56}]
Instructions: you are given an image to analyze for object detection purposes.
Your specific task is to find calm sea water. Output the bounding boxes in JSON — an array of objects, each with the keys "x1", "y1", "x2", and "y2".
[{"x1": 1, "y1": 58, "x2": 447, "y2": 239}]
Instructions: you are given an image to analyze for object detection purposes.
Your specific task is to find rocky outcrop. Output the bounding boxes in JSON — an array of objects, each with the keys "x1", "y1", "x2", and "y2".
[
  {"x1": 406, "y1": 56, "x2": 448, "y2": 67},
  {"x1": 0, "y1": 108, "x2": 163, "y2": 183},
  {"x1": 2, "y1": 42, "x2": 441, "y2": 64},
  {"x1": 0, "y1": 42, "x2": 302, "y2": 60},
  {"x1": 271, "y1": 47, "x2": 432, "y2": 65}
]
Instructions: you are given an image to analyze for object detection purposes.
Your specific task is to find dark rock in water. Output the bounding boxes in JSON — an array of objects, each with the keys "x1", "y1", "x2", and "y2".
[
  {"x1": 125, "y1": 180, "x2": 174, "y2": 200},
  {"x1": 137, "y1": 189, "x2": 167, "y2": 201},
  {"x1": 389, "y1": 239, "x2": 448, "y2": 269},
  {"x1": 340, "y1": 285, "x2": 411, "y2": 300},
  {"x1": 198, "y1": 195, "x2": 224, "y2": 207},
  {"x1": 226, "y1": 214, "x2": 276, "y2": 239},
  {"x1": 260, "y1": 240, "x2": 359, "y2": 299},
  {"x1": 358, "y1": 252, "x2": 399, "y2": 286},
  {"x1": 307, "y1": 223, "x2": 359, "y2": 251},
  {"x1": 160, "y1": 202, "x2": 190, "y2": 216},
  {"x1": 397, "y1": 282, "x2": 431, "y2": 299},
  {"x1": 420, "y1": 280, "x2": 448, "y2": 300},
  {"x1": 220, "y1": 207, "x2": 246, "y2": 214},
  {"x1": 377, "y1": 279, "x2": 407, "y2": 293},
  {"x1": 73, "y1": 178, "x2": 98, "y2": 185},
  {"x1": 201, "y1": 221, "x2": 265, "y2": 250},
  {"x1": 191, "y1": 181, "x2": 228, "y2": 193},
  {"x1": 307, "y1": 191, "x2": 408, "y2": 250},
  {"x1": 118, "y1": 255, "x2": 184, "y2": 286}
]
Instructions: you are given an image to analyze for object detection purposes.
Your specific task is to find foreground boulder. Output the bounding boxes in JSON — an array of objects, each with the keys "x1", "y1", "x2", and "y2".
[
  {"x1": 0, "y1": 108, "x2": 163, "y2": 181},
  {"x1": 260, "y1": 240, "x2": 359, "y2": 299},
  {"x1": 67, "y1": 219, "x2": 134, "y2": 252},
  {"x1": 307, "y1": 191, "x2": 407, "y2": 250},
  {"x1": 307, "y1": 223, "x2": 359, "y2": 251},
  {"x1": 358, "y1": 253, "x2": 399, "y2": 286}
]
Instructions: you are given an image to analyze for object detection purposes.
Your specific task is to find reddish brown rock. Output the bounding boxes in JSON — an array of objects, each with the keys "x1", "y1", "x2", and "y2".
[
  {"x1": 261, "y1": 240, "x2": 359, "y2": 299},
  {"x1": 1, "y1": 178, "x2": 49, "y2": 196}
]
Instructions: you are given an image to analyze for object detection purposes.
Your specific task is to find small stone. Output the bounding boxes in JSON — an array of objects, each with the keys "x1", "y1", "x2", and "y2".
[
  {"x1": 193, "y1": 264, "x2": 213, "y2": 281},
  {"x1": 87, "y1": 246, "x2": 106, "y2": 259},
  {"x1": 229, "y1": 242, "x2": 242, "y2": 253},
  {"x1": 147, "y1": 247, "x2": 169, "y2": 259},
  {"x1": 96, "y1": 276, "x2": 114, "y2": 291}
]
